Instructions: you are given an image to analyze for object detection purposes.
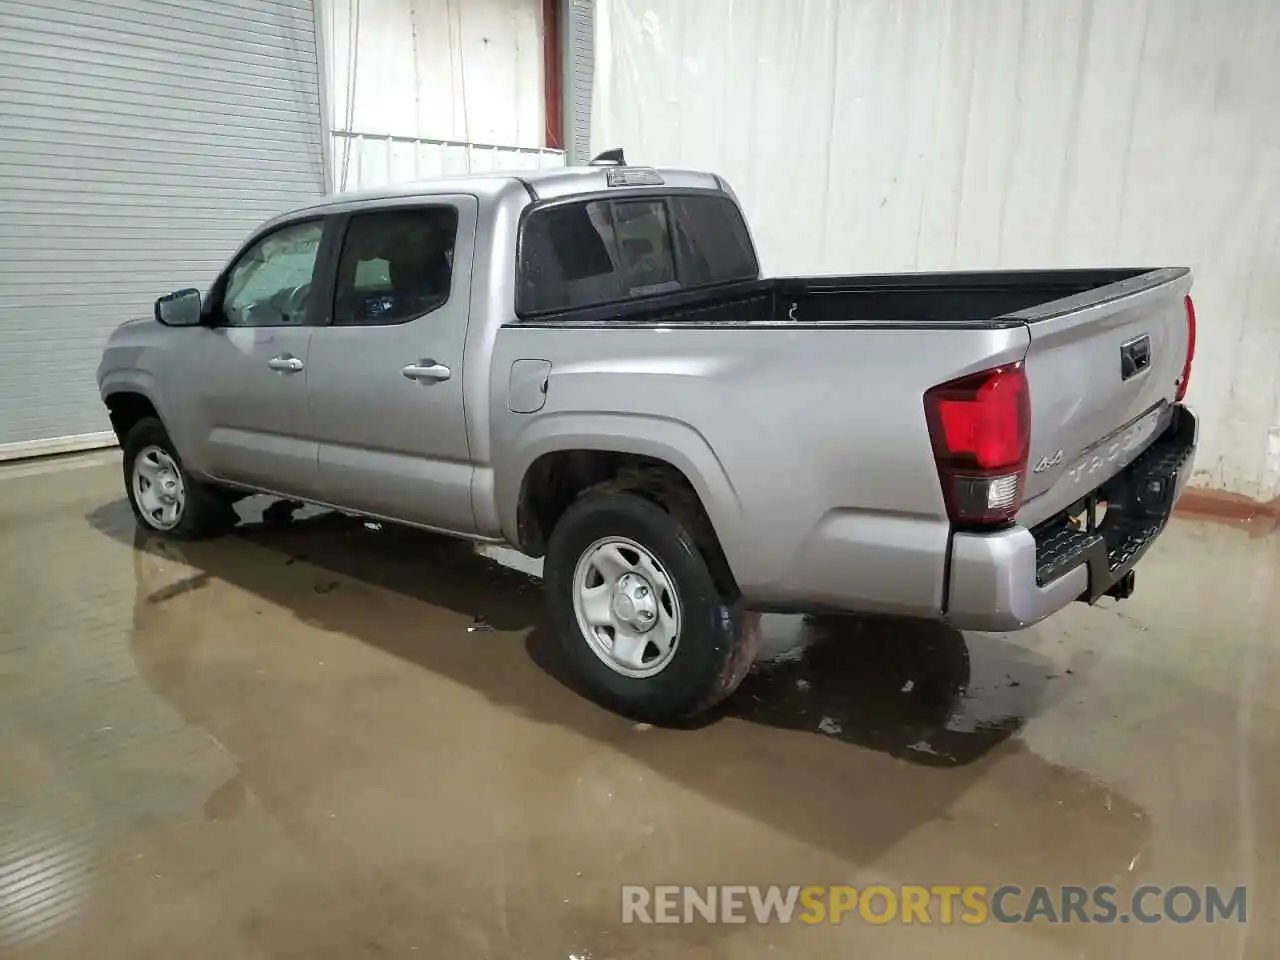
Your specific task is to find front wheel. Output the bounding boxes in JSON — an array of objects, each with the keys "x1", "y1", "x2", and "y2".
[
  {"x1": 544, "y1": 490, "x2": 751, "y2": 723},
  {"x1": 122, "y1": 417, "x2": 236, "y2": 540}
]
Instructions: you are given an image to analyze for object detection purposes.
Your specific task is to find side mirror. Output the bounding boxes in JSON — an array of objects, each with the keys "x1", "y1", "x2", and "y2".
[{"x1": 155, "y1": 288, "x2": 203, "y2": 327}]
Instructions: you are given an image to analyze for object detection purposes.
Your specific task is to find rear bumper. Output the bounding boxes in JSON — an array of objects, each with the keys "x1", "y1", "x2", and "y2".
[{"x1": 944, "y1": 404, "x2": 1198, "y2": 631}]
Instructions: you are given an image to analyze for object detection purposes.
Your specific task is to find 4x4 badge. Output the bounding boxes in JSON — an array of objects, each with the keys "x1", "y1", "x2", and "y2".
[{"x1": 1032, "y1": 450, "x2": 1064, "y2": 474}]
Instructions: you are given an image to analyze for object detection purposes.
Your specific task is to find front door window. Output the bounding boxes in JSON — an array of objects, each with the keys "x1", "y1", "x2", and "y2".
[{"x1": 222, "y1": 220, "x2": 324, "y2": 327}]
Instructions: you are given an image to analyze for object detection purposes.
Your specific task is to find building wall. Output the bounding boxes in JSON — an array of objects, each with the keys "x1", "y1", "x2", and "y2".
[
  {"x1": 0, "y1": 0, "x2": 326, "y2": 457},
  {"x1": 322, "y1": 0, "x2": 565, "y2": 190},
  {"x1": 592, "y1": 0, "x2": 1280, "y2": 500}
]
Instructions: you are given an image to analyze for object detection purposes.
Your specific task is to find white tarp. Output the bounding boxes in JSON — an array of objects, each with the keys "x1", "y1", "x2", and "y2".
[
  {"x1": 592, "y1": 0, "x2": 1280, "y2": 500},
  {"x1": 322, "y1": 0, "x2": 565, "y2": 190},
  {"x1": 325, "y1": 0, "x2": 547, "y2": 147}
]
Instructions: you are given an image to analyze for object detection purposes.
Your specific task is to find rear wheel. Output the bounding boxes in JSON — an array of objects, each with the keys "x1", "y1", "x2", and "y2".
[
  {"x1": 122, "y1": 417, "x2": 235, "y2": 540},
  {"x1": 545, "y1": 489, "x2": 751, "y2": 722}
]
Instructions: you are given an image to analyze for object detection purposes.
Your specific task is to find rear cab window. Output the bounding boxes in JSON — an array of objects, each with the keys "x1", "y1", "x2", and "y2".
[{"x1": 517, "y1": 192, "x2": 758, "y2": 317}]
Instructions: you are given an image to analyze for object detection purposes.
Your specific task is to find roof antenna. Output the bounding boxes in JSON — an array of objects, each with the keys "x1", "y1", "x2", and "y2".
[{"x1": 589, "y1": 148, "x2": 626, "y2": 166}]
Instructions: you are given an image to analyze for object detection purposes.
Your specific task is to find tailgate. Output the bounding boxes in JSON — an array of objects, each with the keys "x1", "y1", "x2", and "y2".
[{"x1": 1015, "y1": 268, "x2": 1194, "y2": 528}]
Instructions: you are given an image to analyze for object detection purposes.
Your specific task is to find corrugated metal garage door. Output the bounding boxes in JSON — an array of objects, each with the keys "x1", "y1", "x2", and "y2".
[
  {"x1": 0, "y1": 0, "x2": 326, "y2": 459},
  {"x1": 564, "y1": 0, "x2": 595, "y2": 163}
]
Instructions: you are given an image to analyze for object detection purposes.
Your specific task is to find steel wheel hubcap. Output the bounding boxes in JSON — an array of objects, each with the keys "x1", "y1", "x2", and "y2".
[
  {"x1": 132, "y1": 445, "x2": 186, "y2": 531},
  {"x1": 571, "y1": 536, "x2": 682, "y2": 678}
]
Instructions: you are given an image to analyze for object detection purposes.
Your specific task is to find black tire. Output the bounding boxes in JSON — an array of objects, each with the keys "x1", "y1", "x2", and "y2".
[
  {"x1": 544, "y1": 489, "x2": 750, "y2": 723},
  {"x1": 122, "y1": 417, "x2": 236, "y2": 540}
]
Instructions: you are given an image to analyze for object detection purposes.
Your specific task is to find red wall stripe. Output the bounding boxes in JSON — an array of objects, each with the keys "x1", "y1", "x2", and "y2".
[{"x1": 543, "y1": 0, "x2": 564, "y2": 150}]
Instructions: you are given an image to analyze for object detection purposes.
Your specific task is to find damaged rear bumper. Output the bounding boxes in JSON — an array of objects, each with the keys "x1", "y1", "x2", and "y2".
[{"x1": 944, "y1": 404, "x2": 1198, "y2": 631}]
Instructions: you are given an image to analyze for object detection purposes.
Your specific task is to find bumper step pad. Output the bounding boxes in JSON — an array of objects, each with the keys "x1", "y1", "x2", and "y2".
[{"x1": 1030, "y1": 405, "x2": 1197, "y2": 600}]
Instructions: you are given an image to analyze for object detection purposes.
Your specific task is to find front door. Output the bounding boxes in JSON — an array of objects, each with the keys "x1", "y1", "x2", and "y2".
[
  {"x1": 187, "y1": 217, "x2": 327, "y2": 498},
  {"x1": 307, "y1": 197, "x2": 478, "y2": 532}
]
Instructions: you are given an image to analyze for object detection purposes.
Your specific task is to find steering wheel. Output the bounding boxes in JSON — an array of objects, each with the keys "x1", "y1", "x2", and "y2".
[
  {"x1": 239, "y1": 283, "x2": 310, "y2": 326},
  {"x1": 280, "y1": 283, "x2": 311, "y2": 322}
]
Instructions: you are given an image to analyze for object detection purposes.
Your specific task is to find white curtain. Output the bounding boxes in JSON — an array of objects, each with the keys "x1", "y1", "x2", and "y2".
[
  {"x1": 325, "y1": 0, "x2": 546, "y2": 147},
  {"x1": 592, "y1": 0, "x2": 1280, "y2": 499}
]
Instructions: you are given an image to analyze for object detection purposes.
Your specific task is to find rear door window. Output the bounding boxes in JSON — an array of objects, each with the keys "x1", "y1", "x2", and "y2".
[
  {"x1": 332, "y1": 207, "x2": 458, "y2": 326},
  {"x1": 518, "y1": 193, "x2": 757, "y2": 316}
]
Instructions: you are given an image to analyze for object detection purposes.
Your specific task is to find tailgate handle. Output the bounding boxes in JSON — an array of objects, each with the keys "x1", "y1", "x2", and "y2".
[{"x1": 1120, "y1": 335, "x2": 1151, "y2": 381}]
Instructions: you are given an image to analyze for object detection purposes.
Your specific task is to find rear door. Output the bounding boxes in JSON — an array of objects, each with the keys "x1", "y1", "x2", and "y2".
[
  {"x1": 1016, "y1": 268, "x2": 1193, "y2": 527},
  {"x1": 306, "y1": 197, "x2": 479, "y2": 533}
]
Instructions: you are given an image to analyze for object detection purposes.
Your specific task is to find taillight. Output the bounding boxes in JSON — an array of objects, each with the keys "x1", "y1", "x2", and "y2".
[
  {"x1": 1176, "y1": 294, "x2": 1196, "y2": 402},
  {"x1": 924, "y1": 363, "x2": 1030, "y2": 527}
]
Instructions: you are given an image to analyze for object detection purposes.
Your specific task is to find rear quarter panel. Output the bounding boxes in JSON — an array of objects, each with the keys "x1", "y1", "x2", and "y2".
[{"x1": 490, "y1": 321, "x2": 1029, "y2": 614}]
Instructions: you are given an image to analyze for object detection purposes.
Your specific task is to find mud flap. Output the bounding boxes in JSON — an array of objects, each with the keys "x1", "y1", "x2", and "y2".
[{"x1": 697, "y1": 607, "x2": 763, "y2": 714}]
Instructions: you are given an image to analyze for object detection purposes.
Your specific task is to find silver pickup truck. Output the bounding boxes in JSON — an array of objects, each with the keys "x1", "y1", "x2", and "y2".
[{"x1": 98, "y1": 158, "x2": 1199, "y2": 722}]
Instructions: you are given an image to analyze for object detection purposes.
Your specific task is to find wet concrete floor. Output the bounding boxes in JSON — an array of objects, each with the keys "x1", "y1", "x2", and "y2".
[{"x1": 0, "y1": 452, "x2": 1277, "y2": 958}]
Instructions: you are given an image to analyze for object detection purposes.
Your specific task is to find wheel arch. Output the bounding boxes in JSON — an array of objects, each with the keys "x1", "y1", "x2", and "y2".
[
  {"x1": 103, "y1": 385, "x2": 163, "y2": 446},
  {"x1": 503, "y1": 414, "x2": 744, "y2": 590}
]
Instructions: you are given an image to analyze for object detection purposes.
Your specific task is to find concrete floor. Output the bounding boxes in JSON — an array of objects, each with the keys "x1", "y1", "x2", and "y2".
[{"x1": 0, "y1": 454, "x2": 1276, "y2": 959}]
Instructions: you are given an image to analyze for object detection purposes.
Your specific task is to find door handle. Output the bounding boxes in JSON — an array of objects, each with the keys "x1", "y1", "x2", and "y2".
[
  {"x1": 402, "y1": 361, "x2": 451, "y2": 383},
  {"x1": 268, "y1": 354, "x2": 305, "y2": 373}
]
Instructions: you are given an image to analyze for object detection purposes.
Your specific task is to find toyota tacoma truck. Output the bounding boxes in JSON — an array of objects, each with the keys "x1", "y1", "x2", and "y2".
[{"x1": 98, "y1": 156, "x2": 1199, "y2": 723}]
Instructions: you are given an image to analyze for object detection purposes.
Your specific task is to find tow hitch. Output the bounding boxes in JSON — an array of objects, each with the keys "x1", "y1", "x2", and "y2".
[{"x1": 1105, "y1": 570, "x2": 1136, "y2": 600}]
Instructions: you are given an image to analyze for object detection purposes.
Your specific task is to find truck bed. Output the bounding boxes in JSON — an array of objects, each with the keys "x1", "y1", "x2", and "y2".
[
  {"x1": 508, "y1": 263, "x2": 1194, "y2": 600},
  {"x1": 770, "y1": 268, "x2": 1161, "y2": 325},
  {"x1": 520, "y1": 267, "x2": 1170, "y2": 330}
]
